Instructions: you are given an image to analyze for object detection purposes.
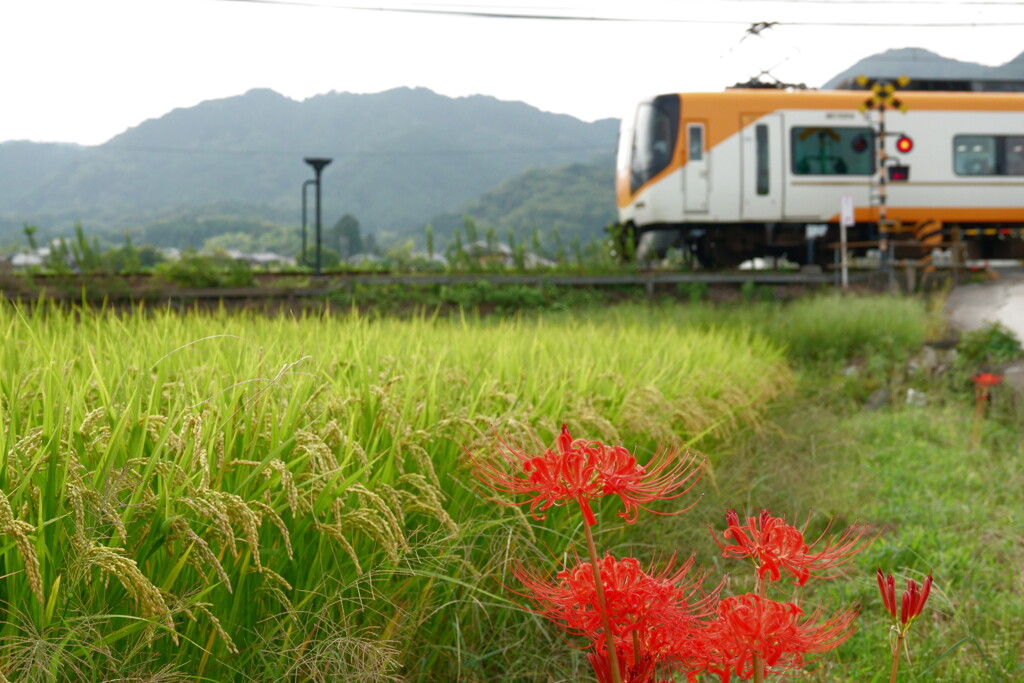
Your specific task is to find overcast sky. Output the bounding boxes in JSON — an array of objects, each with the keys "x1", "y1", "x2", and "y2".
[{"x1": 3, "y1": 0, "x2": 1023, "y2": 146}]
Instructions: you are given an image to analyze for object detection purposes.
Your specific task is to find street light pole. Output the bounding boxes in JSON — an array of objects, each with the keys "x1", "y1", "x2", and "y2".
[
  {"x1": 301, "y1": 178, "x2": 316, "y2": 267},
  {"x1": 303, "y1": 157, "x2": 333, "y2": 276}
]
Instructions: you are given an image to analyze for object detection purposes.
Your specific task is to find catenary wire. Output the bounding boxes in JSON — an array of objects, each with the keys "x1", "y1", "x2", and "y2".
[{"x1": 210, "y1": 0, "x2": 1024, "y2": 26}]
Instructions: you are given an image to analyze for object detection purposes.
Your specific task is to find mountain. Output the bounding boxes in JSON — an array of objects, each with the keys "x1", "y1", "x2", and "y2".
[
  {"x1": 821, "y1": 48, "x2": 1024, "y2": 89},
  {"x1": 425, "y1": 154, "x2": 616, "y2": 248},
  {"x1": 0, "y1": 141, "x2": 86, "y2": 226},
  {"x1": 0, "y1": 87, "x2": 618, "y2": 245}
]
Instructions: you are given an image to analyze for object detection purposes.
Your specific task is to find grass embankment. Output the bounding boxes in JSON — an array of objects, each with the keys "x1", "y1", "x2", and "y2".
[
  {"x1": 0, "y1": 301, "x2": 789, "y2": 681},
  {"x1": 631, "y1": 295, "x2": 1023, "y2": 682}
]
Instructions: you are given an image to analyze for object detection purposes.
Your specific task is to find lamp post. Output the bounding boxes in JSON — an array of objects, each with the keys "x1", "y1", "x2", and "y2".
[
  {"x1": 300, "y1": 178, "x2": 316, "y2": 267},
  {"x1": 303, "y1": 157, "x2": 332, "y2": 276}
]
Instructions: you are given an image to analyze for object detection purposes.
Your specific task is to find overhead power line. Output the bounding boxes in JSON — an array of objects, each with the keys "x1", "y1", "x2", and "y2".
[{"x1": 212, "y1": 0, "x2": 1024, "y2": 26}]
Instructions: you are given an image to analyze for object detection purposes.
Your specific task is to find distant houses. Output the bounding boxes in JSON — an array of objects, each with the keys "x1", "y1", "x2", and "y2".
[{"x1": 1, "y1": 245, "x2": 296, "y2": 271}]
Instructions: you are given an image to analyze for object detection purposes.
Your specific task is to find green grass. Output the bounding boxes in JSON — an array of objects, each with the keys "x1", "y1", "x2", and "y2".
[
  {"x1": 627, "y1": 293, "x2": 1022, "y2": 682},
  {"x1": 681, "y1": 396, "x2": 1024, "y2": 682}
]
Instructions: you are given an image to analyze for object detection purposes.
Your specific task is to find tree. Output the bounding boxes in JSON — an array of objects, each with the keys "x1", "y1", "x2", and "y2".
[
  {"x1": 23, "y1": 224, "x2": 38, "y2": 251},
  {"x1": 331, "y1": 213, "x2": 363, "y2": 258},
  {"x1": 69, "y1": 222, "x2": 103, "y2": 273},
  {"x1": 425, "y1": 224, "x2": 435, "y2": 259},
  {"x1": 204, "y1": 232, "x2": 254, "y2": 253},
  {"x1": 298, "y1": 246, "x2": 341, "y2": 270},
  {"x1": 364, "y1": 232, "x2": 380, "y2": 256},
  {"x1": 105, "y1": 233, "x2": 142, "y2": 274}
]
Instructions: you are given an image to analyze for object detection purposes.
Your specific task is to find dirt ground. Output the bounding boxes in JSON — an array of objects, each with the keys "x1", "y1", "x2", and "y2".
[
  {"x1": 945, "y1": 270, "x2": 1024, "y2": 396},
  {"x1": 945, "y1": 270, "x2": 1024, "y2": 343}
]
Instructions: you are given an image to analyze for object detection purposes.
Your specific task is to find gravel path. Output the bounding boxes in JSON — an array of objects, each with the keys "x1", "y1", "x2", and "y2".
[{"x1": 945, "y1": 272, "x2": 1024, "y2": 343}]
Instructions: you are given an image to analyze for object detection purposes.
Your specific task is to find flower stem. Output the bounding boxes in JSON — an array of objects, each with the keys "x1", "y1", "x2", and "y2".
[
  {"x1": 582, "y1": 519, "x2": 623, "y2": 683},
  {"x1": 753, "y1": 572, "x2": 766, "y2": 683},
  {"x1": 971, "y1": 390, "x2": 987, "y2": 448},
  {"x1": 889, "y1": 632, "x2": 904, "y2": 683}
]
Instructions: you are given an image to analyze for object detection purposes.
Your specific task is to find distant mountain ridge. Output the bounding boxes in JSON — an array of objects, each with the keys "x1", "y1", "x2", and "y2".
[
  {"x1": 0, "y1": 87, "x2": 618, "y2": 244},
  {"x1": 822, "y1": 47, "x2": 1024, "y2": 89},
  {"x1": 425, "y1": 156, "x2": 616, "y2": 248}
]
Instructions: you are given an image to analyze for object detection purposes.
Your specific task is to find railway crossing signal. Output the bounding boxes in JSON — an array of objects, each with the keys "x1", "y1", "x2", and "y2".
[
  {"x1": 855, "y1": 74, "x2": 910, "y2": 288},
  {"x1": 857, "y1": 74, "x2": 910, "y2": 113}
]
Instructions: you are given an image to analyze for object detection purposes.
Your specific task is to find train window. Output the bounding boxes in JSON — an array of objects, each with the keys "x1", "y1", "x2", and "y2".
[
  {"x1": 954, "y1": 135, "x2": 1024, "y2": 176},
  {"x1": 755, "y1": 124, "x2": 769, "y2": 195},
  {"x1": 791, "y1": 127, "x2": 874, "y2": 176},
  {"x1": 630, "y1": 95, "x2": 680, "y2": 193},
  {"x1": 955, "y1": 136, "x2": 997, "y2": 175},
  {"x1": 688, "y1": 125, "x2": 704, "y2": 161},
  {"x1": 1007, "y1": 137, "x2": 1024, "y2": 175}
]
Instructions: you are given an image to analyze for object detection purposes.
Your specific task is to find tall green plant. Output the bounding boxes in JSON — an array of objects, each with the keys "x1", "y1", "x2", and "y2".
[{"x1": 0, "y1": 302, "x2": 792, "y2": 680}]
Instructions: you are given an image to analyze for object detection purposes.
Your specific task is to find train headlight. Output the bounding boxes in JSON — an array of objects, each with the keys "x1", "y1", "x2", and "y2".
[{"x1": 895, "y1": 135, "x2": 913, "y2": 153}]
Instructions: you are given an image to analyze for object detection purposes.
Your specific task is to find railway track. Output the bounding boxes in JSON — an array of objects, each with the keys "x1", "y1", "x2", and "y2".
[{"x1": 3, "y1": 269, "x2": 853, "y2": 303}]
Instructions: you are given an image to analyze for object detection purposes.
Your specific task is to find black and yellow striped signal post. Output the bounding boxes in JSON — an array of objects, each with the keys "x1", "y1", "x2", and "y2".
[{"x1": 858, "y1": 74, "x2": 909, "y2": 289}]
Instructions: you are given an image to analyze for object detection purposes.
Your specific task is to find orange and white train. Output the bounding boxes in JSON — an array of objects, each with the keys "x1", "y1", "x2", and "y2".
[{"x1": 615, "y1": 89, "x2": 1024, "y2": 266}]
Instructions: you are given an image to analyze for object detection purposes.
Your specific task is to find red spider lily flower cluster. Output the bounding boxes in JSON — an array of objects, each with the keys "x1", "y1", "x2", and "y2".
[
  {"x1": 699, "y1": 594, "x2": 858, "y2": 682},
  {"x1": 470, "y1": 427, "x2": 870, "y2": 683},
  {"x1": 706, "y1": 508, "x2": 870, "y2": 681},
  {"x1": 972, "y1": 372, "x2": 1004, "y2": 389},
  {"x1": 514, "y1": 553, "x2": 720, "y2": 678},
  {"x1": 877, "y1": 569, "x2": 933, "y2": 632},
  {"x1": 712, "y1": 509, "x2": 872, "y2": 586},
  {"x1": 469, "y1": 424, "x2": 704, "y2": 527}
]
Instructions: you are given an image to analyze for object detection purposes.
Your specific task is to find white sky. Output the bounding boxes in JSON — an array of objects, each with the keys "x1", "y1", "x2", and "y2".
[{"x1": 2, "y1": 0, "x2": 1023, "y2": 145}]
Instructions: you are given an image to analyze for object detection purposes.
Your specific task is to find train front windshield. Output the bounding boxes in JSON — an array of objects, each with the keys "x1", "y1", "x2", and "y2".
[{"x1": 626, "y1": 95, "x2": 680, "y2": 195}]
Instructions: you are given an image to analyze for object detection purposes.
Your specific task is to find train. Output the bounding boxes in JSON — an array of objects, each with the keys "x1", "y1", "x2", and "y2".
[{"x1": 615, "y1": 89, "x2": 1024, "y2": 267}]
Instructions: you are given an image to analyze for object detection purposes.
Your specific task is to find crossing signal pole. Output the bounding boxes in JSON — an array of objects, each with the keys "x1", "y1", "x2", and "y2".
[{"x1": 857, "y1": 74, "x2": 909, "y2": 288}]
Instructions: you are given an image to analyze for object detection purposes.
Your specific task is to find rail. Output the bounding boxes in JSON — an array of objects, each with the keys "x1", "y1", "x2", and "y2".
[{"x1": 1, "y1": 269, "x2": 846, "y2": 303}]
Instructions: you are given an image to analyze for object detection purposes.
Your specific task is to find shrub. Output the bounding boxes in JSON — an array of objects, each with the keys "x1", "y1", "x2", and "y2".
[{"x1": 956, "y1": 321, "x2": 1023, "y2": 366}]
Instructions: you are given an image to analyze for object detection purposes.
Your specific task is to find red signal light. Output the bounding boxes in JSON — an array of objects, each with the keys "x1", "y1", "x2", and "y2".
[
  {"x1": 888, "y1": 165, "x2": 910, "y2": 182},
  {"x1": 896, "y1": 135, "x2": 913, "y2": 153}
]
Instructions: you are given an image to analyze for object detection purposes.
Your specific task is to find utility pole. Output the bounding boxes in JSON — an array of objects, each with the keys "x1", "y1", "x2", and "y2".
[
  {"x1": 300, "y1": 178, "x2": 316, "y2": 267},
  {"x1": 303, "y1": 157, "x2": 332, "y2": 276}
]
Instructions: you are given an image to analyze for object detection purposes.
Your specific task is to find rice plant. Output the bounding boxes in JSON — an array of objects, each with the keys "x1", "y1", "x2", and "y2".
[{"x1": 0, "y1": 301, "x2": 790, "y2": 680}]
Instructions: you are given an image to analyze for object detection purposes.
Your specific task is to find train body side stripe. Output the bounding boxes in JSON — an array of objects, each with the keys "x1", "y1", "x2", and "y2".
[
  {"x1": 826, "y1": 207, "x2": 1024, "y2": 224},
  {"x1": 618, "y1": 90, "x2": 1024, "y2": 208}
]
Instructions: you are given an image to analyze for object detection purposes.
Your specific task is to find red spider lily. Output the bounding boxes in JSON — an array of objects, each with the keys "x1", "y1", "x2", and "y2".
[
  {"x1": 878, "y1": 569, "x2": 933, "y2": 630},
  {"x1": 588, "y1": 649, "x2": 659, "y2": 683},
  {"x1": 877, "y1": 569, "x2": 897, "y2": 621},
  {"x1": 971, "y1": 373, "x2": 1003, "y2": 447},
  {"x1": 513, "y1": 553, "x2": 720, "y2": 674},
  {"x1": 972, "y1": 372, "x2": 1004, "y2": 389},
  {"x1": 701, "y1": 593, "x2": 858, "y2": 682},
  {"x1": 468, "y1": 424, "x2": 704, "y2": 527},
  {"x1": 902, "y1": 575, "x2": 932, "y2": 625},
  {"x1": 879, "y1": 570, "x2": 934, "y2": 682},
  {"x1": 711, "y1": 509, "x2": 872, "y2": 585}
]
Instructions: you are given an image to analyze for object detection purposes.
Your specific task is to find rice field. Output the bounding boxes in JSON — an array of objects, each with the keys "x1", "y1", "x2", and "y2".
[{"x1": 0, "y1": 301, "x2": 794, "y2": 681}]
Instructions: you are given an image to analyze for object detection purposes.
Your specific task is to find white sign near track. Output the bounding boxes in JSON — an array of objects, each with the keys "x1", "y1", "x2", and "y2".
[{"x1": 840, "y1": 195, "x2": 855, "y2": 229}]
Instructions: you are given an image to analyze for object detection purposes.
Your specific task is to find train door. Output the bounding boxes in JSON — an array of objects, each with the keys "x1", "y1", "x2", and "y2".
[
  {"x1": 684, "y1": 122, "x2": 709, "y2": 212},
  {"x1": 740, "y1": 113, "x2": 783, "y2": 221}
]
